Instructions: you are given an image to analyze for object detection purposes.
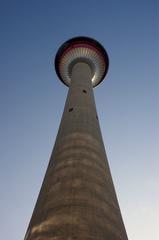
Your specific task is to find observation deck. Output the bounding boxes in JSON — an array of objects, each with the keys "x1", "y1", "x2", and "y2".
[{"x1": 55, "y1": 36, "x2": 109, "y2": 87}]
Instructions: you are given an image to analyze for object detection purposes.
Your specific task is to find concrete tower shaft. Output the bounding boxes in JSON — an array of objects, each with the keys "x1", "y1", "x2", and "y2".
[{"x1": 24, "y1": 37, "x2": 128, "y2": 240}]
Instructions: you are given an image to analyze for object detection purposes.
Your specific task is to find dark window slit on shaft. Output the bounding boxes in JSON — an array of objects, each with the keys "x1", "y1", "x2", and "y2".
[
  {"x1": 83, "y1": 90, "x2": 87, "y2": 93},
  {"x1": 69, "y1": 108, "x2": 73, "y2": 112}
]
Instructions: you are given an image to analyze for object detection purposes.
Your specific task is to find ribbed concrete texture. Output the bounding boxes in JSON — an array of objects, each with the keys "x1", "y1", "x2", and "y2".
[{"x1": 25, "y1": 63, "x2": 128, "y2": 240}]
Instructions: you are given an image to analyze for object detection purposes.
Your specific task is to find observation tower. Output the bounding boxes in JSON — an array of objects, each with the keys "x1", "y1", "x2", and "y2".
[{"x1": 24, "y1": 37, "x2": 128, "y2": 239}]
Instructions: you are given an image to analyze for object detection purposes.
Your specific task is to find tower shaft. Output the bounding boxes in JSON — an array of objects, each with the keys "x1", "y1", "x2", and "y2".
[{"x1": 25, "y1": 63, "x2": 128, "y2": 239}]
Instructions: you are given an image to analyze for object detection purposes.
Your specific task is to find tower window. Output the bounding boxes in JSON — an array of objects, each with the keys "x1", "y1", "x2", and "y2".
[
  {"x1": 83, "y1": 90, "x2": 87, "y2": 93},
  {"x1": 69, "y1": 108, "x2": 73, "y2": 112},
  {"x1": 96, "y1": 115, "x2": 98, "y2": 120}
]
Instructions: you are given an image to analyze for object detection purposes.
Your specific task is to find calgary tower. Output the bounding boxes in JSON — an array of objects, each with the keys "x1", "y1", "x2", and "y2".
[{"x1": 24, "y1": 36, "x2": 128, "y2": 239}]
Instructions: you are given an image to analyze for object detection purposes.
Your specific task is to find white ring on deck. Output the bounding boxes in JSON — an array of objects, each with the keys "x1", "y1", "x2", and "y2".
[{"x1": 59, "y1": 45, "x2": 106, "y2": 87}]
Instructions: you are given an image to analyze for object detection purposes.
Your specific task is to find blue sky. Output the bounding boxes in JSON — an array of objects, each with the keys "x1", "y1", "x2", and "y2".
[{"x1": 0, "y1": 0, "x2": 158, "y2": 239}]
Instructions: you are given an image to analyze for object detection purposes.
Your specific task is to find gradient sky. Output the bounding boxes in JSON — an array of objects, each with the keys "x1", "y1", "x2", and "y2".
[{"x1": 0, "y1": 0, "x2": 158, "y2": 239}]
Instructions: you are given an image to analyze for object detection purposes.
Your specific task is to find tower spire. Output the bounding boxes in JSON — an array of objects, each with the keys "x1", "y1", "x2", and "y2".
[{"x1": 25, "y1": 36, "x2": 128, "y2": 240}]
